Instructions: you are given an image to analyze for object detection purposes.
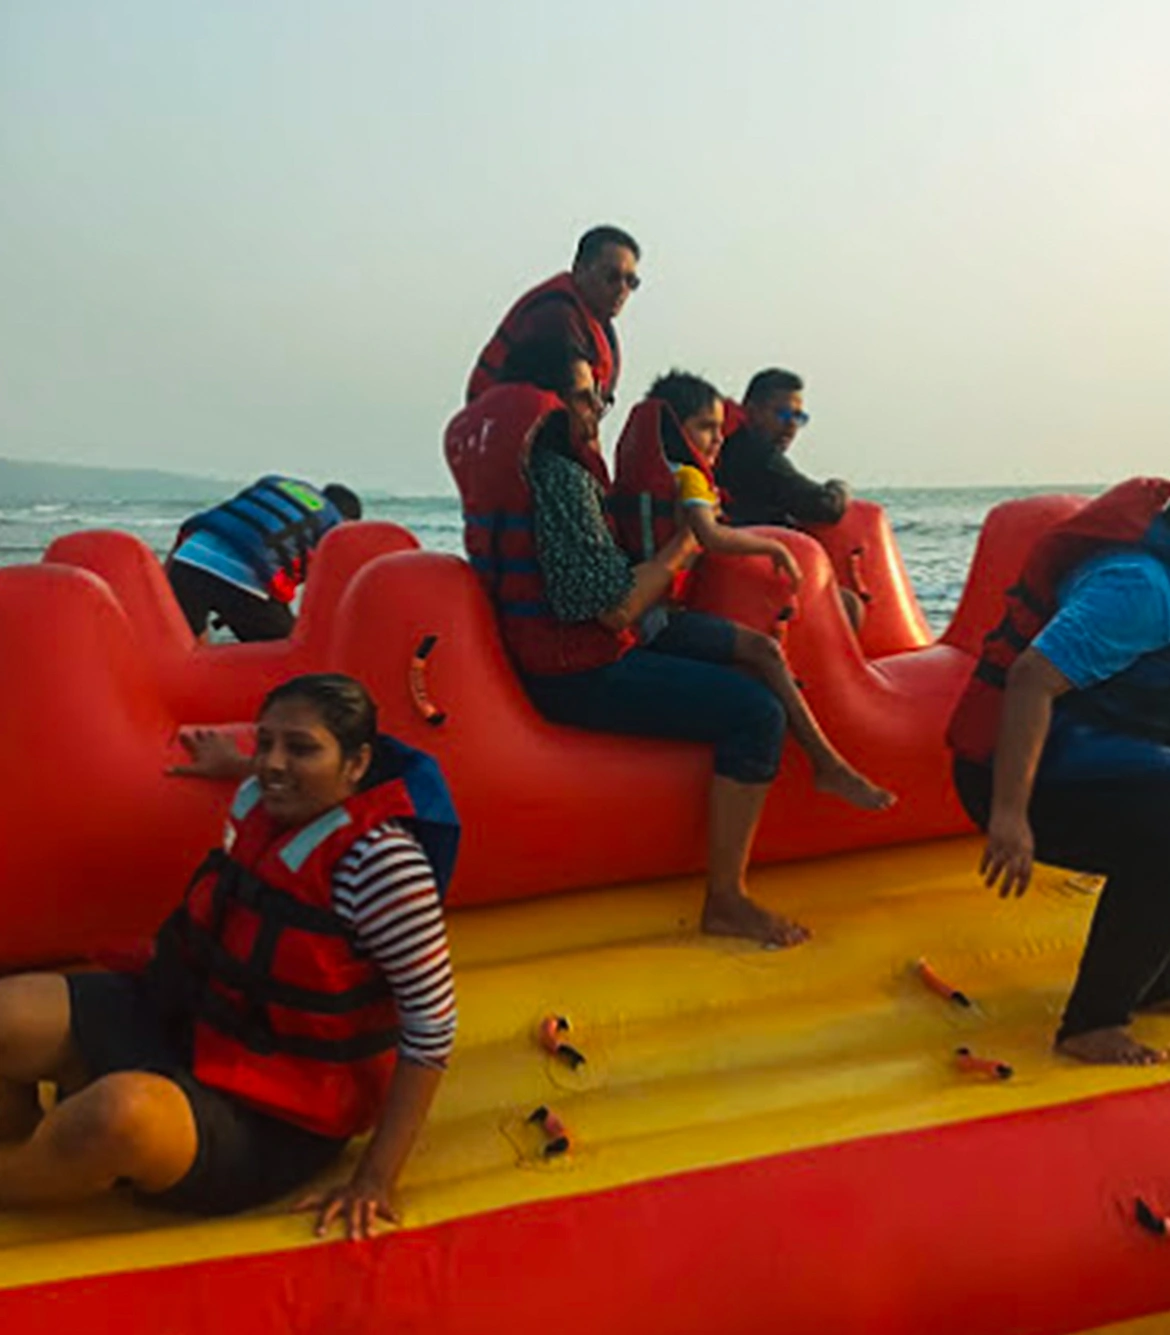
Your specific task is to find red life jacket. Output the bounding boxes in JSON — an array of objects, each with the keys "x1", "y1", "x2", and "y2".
[
  {"x1": 466, "y1": 273, "x2": 619, "y2": 404},
  {"x1": 444, "y1": 382, "x2": 634, "y2": 676},
  {"x1": 722, "y1": 398, "x2": 747, "y2": 439},
  {"x1": 150, "y1": 750, "x2": 454, "y2": 1139},
  {"x1": 947, "y1": 476, "x2": 1170, "y2": 764},
  {"x1": 611, "y1": 399, "x2": 718, "y2": 604}
]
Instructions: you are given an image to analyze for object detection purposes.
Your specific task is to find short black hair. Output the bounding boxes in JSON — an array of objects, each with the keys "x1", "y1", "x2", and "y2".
[
  {"x1": 743, "y1": 368, "x2": 804, "y2": 404},
  {"x1": 260, "y1": 672, "x2": 377, "y2": 759},
  {"x1": 647, "y1": 370, "x2": 722, "y2": 425},
  {"x1": 573, "y1": 225, "x2": 641, "y2": 268},
  {"x1": 500, "y1": 337, "x2": 590, "y2": 398},
  {"x1": 322, "y1": 484, "x2": 362, "y2": 519}
]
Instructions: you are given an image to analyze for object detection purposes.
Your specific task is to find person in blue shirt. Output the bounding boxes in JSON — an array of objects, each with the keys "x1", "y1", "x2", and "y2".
[
  {"x1": 954, "y1": 547, "x2": 1170, "y2": 1066},
  {"x1": 167, "y1": 477, "x2": 362, "y2": 642}
]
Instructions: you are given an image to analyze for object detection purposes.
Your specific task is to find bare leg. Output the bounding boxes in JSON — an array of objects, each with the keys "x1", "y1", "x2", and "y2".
[
  {"x1": 0, "y1": 975, "x2": 87, "y2": 1142},
  {"x1": 700, "y1": 775, "x2": 810, "y2": 947},
  {"x1": 0, "y1": 1071, "x2": 198, "y2": 1205},
  {"x1": 733, "y1": 629, "x2": 894, "y2": 811}
]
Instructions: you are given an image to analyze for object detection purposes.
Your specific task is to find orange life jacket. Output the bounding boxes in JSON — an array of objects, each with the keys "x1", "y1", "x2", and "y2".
[
  {"x1": 466, "y1": 273, "x2": 619, "y2": 404},
  {"x1": 947, "y1": 477, "x2": 1170, "y2": 764},
  {"x1": 445, "y1": 383, "x2": 634, "y2": 675}
]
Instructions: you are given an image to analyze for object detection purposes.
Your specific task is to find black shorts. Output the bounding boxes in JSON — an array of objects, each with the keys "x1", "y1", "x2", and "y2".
[
  {"x1": 68, "y1": 973, "x2": 347, "y2": 1216},
  {"x1": 167, "y1": 560, "x2": 295, "y2": 643}
]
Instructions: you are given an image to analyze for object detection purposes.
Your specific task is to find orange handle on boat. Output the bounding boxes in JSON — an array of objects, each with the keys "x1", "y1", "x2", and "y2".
[
  {"x1": 847, "y1": 546, "x2": 873, "y2": 604},
  {"x1": 1136, "y1": 1198, "x2": 1168, "y2": 1237},
  {"x1": 917, "y1": 958, "x2": 972, "y2": 1008},
  {"x1": 954, "y1": 1047, "x2": 1013, "y2": 1080},
  {"x1": 537, "y1": 1014, "x2": 586, "y2": 1069},
  {"x1": 528, "y1": 1105, "x2": 571, "y2": 1157},
  {"x1": 539, "y1": 1015, "x2": 568, "y2": 1052},
  {"x1": 409, "y1": 635, "x2": 447, "y2": 727}
]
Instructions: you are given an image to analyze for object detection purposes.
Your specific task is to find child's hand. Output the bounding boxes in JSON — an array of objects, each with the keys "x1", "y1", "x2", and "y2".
[
  {"x1": 768, "y1": 542, "x2": 802, "y2": 589},
  {"x1": 168, "y1": 728, "x2": 251, "y2": 780}
]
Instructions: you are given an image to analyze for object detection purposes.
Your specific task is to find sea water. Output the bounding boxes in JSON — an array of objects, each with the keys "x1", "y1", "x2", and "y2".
[{"x1": 0, "y1": 485, "x2": 1097, "y2": 635}]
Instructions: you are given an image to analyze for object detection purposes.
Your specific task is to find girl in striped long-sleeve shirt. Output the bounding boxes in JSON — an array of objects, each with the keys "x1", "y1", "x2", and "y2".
[{"x1": 0, "y1": 674, "x2": 458, "y2": 1243}]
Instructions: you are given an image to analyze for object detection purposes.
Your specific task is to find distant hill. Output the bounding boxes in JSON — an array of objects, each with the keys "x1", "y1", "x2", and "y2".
[{"x1": 0, "y1": 458, "x2": 238, "y2": 504}]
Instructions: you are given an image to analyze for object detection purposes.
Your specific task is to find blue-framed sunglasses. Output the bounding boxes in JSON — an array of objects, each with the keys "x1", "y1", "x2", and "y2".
[{"x1": 776, "y1": 407, "x2": 810, "y2": 427}]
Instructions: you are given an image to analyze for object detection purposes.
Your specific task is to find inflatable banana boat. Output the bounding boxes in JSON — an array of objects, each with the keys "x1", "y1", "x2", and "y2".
[{"x1": 3, "y1": 494, "x2": 1170, "y2": 1334}]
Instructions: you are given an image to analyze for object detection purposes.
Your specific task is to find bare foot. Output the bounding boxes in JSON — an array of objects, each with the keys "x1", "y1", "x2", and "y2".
[
  {"x1": 700, "y1": 893, "x2": 811, "y2": 948},
  {"x1": 812, "y1": 758, "x2": 896, "y2": 812},
  {"x1": 1055, "y1": 1027, "x2": 1168, "y2": 1066}
]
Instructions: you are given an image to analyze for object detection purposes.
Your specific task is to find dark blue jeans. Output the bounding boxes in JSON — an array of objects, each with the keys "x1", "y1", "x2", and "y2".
[{"x1": 524, "y1": 646, "x2": 785, "y2": 785}]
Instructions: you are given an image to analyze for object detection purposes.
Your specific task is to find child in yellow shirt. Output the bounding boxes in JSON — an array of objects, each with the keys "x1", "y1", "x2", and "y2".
[{"x1": 646, "y1": 371, "x2": 893, "y2": 812}]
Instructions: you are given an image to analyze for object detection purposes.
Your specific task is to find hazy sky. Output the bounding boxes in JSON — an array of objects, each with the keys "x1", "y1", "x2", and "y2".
[{"x1": 2, "y1": 0, "x2": 1168, "y2": 492}]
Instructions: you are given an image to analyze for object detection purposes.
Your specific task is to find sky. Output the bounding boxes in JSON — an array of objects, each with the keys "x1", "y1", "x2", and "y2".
[{"x1": 1, "y1": 0, "x2": 1168, "y2": 493}]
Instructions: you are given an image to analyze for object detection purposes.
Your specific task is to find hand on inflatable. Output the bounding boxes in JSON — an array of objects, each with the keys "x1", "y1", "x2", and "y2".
[
  {"x1": 980, "y1": 810, "x2": 1035, "y2": 898},
  {"x1": 168, "y1": 728, "x2": 251, "y2": 781},
  {"x1": 295, "y1": 1173, "x2": 400, "y2": 1242},
  {"x1": 768, "y1": 541, "x2": 803, "y2": 589}
]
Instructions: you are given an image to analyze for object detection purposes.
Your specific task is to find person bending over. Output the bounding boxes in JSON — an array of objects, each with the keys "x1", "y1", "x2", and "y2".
[
  {"x1": 0, "y1": 673, "x2": 458, "y2": 1237},
  {"x1": 950, "y1": 478, "x2": 1170, "y2": 1067},
  {"x1": 168, "y1": 476, "x2": 362, "y2": 642}
]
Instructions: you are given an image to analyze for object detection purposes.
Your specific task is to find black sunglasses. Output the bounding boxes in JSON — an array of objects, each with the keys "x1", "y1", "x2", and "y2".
[{"x1": 601, "y1": 267, "x2": 641, "y2": 292}]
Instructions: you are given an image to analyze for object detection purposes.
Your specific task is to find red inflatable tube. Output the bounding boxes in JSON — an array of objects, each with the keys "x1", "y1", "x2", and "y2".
[{"x1": 0, "y1": 495, "x2": 1091, "y2": 968}]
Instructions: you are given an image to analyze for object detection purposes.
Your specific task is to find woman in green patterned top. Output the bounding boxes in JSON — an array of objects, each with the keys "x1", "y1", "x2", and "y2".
[{"x1": 498, "y1": 339, "x2": 806, "y2": 949}]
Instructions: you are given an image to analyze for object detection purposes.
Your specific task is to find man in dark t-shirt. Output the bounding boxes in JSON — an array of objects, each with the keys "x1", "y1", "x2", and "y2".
[
  {"x1": 716, "y1": 368, "x2": 850, "y2": 526},
  {"x1": 716, "y1": 368, "x2": 862, "y2": 629}
]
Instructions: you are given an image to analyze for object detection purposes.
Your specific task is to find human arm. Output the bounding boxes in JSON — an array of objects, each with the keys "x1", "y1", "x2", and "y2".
[
  {"x1": 301, "y1": 1057, "x2": 442, "y2": 1241},
  {"x1": 528, "y1": 447, "x2": 698, "y2": 631},
  {"x1": 682, "y1": 505, "x2": 802, "y2": 588},
  {"x1": 981, "y1": 555, "x2": 1170, "y2": 895},
  {"x1": 596, "y1": 526, "x2": 699, "y2": 631},
  {"x1": 981, "y1": 649, "x2": 1071, "y2": 897},
  {"x1": 760, "y1": 452, "x2": 848, "y2": 525},
  {"x1": 167, "y1": 728, "x2": 252, "y2": 780},
  {"x1": 303, "y1": 825, "x2": 457, "y2": 1240}
]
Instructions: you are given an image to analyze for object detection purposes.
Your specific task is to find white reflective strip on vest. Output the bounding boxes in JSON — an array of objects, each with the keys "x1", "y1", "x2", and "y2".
[
  {"x1": 230, "y1": 777, "x2": 263, "y2": 821},
  {"x1": 278, "y1": 806, "x2": 353, "y2": 872}
]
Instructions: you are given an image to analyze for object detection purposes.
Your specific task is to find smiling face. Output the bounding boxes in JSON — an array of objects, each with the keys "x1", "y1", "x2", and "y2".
[
  {"x1": 253, "y1": 696, "x2": 371, "y2": 828},
  {"x1": 682, "y1": 396, "x2": 726, "y2": 464},
  {"x1": 573, "y1": 242, "x2": 640, "y2": 322}
]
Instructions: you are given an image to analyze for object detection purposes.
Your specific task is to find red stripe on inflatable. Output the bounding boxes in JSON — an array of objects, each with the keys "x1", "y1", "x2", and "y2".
[{"x1": 8, "y1": 1083, "x2": 1170, "y2": 1335}]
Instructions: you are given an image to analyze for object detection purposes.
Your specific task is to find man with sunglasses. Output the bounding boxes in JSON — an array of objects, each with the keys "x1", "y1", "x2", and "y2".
[
  {"x1": 466, "y1": 225, "x2": 640, "y2": 406},
  {"x1": 715, "y1": 368, "x2": 849, "y2": 529}
]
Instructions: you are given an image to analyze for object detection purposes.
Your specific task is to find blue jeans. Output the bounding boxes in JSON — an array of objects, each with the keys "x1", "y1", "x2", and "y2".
[
  {"x1": 644, "y1": 610, "x2": 738, "y2": 664},
  {"x1": 524, "y1": 646, "x2": 785, "y2": 784}
]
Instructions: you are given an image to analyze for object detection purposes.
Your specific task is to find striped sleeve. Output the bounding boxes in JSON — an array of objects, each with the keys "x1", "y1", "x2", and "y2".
[{"x1": 332, "y1": 820, "x2": 457, "y2": 1070}]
